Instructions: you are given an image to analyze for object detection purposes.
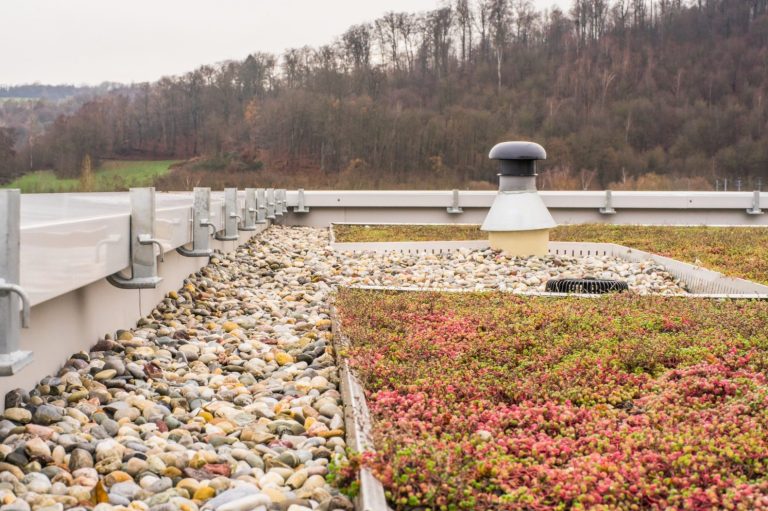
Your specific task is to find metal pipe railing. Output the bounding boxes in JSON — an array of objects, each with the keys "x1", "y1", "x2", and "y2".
[{"x1": 0, "y1": 190, "x2": 33, "y2": 376}]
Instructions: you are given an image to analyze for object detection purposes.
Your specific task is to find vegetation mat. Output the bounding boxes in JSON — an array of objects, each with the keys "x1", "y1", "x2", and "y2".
[
  {"x1": 333, "y1": 224, "x2": 768, "y2": 285},
  {"x1": 336, "y1": 289, "x2": 768, "y2": 510},
  {"x1": 333, "y1": 224, "x2": 484, "y2": 243}
]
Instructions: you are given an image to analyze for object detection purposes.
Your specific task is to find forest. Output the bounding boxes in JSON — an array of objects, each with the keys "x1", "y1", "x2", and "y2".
[{"x1": 1, "y1": 0, "x2": 768, "y2": 190}]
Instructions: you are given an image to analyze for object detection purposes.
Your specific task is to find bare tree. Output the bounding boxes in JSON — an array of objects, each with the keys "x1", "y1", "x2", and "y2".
[
  {"x1": 456, "y1": 0, "x2": 474, "y2": 65},
  {"x1": 486, "y1": 0, "x2": 510, "y2": 91}
]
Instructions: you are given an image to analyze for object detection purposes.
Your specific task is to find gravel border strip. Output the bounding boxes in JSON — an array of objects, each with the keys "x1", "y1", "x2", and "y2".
[{"x1": 329, "y1": 224, "x2": 768, "y2": 298}]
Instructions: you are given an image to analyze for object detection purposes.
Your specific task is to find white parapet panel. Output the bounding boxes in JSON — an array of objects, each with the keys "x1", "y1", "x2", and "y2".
[
  {"x1": 19, "y1": 192, "x2": 226, "y2": 307},
  {"x1": 542, "y1": 190, "x2": 766, "y2": 210},
  {"x1": 283, "y1": 190, "x2": 768, "y2": 226},
  {"x1": 283, "y1": 189, "x2": 768, "y2": 210}
]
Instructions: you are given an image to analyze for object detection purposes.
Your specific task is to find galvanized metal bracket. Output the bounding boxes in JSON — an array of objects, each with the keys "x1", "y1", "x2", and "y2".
[
  {"x1": 215, "y1": 188, "x2": 240, "y2": 241},
  {"x1": 256, "y1": 188, "x2": 268, "y2": 224},
  {"x1": 447, "y1": 189, "x2": 463, "y2": 214},
  {"x1": 747, "y1": 190, "x2": 763, "y2": 215},
  {"x1": 280, "y1": 189, "x2": 289, "y2": 215},
  {"x1": 0, "y1": 189, "x2": 33, "y2": 376},
  {"x1": 178, "y1": 187, "x2": 214, "y2": 257},
  {"x1": 294, "y1": 188, "x2": 310, "y2": 213},
  {"x1": 275, "y1": 189, "x2": 285, "y2": 217},
  {"x1": 600, "y1": 190, "x2": 617, "y2": 215},
  {"x1": 266, "y1": 188, "x2": 277, "y2": 220},
  {"x1": 107, "y1": 188, "x2": 164, "y2": 289},
  {"x1": 239, "y1": 188, "x2": 259, "y2": 231}
]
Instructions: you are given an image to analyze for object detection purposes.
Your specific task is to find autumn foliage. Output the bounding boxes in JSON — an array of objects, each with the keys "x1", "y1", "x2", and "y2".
[{"x1": 4, "y1": 0, "x2": 768, "y2": 190}]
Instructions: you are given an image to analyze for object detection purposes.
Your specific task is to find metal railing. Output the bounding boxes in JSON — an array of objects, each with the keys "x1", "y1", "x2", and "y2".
[
  {"x1": 282, "y1": 190, "x2": 768, "y2": 226},
  {"x1": 0, "y1": 187, "x2": 287, "y2": 375}
]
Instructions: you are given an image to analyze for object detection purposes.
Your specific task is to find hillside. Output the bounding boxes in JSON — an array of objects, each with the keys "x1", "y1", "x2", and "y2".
[{"x1": 3, "y1": 0, "x2": 768, "y2": 190}]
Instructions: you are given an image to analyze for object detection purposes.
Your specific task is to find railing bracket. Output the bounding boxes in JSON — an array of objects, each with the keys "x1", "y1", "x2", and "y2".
[
  {"x1": 256, "y1": 189, "x2": 268, "y2": 224},
  {"x1": 178, "y1": 187, "x2": 215, "y2": 257},
  {"x1": 107, "y1": 188, "x2": 164, "y2": 289},
  {"x1": 215, "y1": 188, "x2": 240, "y2": 241},
  {"x1": 0, "y1": 189, "x2": 33, "y2": 375},
  {"x1": 447, "y1": 189, "x2": 463, "y2": 214},
  {"x1": 239, "y1": 188, "x2": 259, "y2": 231},
  {"x1": 747, "y1": 190, "x2": 763, "y2": 215},
  {"x1": 294, "y1": 189, "x2": 310, "y2": 213},
  {"x1": 275, "y1": 189, "x2": 286, "y2": 217},
  {"x1": 600, "y1": 190, "x2": 617, "y2": 215},
  {"x1": 266, "y1": 188, "x2": 277, "y2": 220}
]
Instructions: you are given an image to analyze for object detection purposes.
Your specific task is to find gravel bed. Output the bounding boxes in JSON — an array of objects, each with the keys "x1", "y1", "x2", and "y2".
[
  {"x1": 334, "y1": 247, "x2": 687, "y2": 295},
  {"x1": 0, "y1": 227, "x2": 687, "y2": 511}
]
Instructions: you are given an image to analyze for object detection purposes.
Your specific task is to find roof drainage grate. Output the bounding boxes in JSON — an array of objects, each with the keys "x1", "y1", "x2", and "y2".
[{"x1": 545, "y1": 278, "x2": 629, "y2": 294}]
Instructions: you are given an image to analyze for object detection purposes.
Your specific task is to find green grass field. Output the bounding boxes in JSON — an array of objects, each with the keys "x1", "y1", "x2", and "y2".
[{"x1": 2, "y1": 160, "x2": 177, "y2": 193}]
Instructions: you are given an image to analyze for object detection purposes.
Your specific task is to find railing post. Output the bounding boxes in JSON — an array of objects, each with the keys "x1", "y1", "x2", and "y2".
[
  {"x1": 281, "y1": 189, "x2": 289, "y2": 214},
  {"x1": 747, "y1": 190, "x2": 763, "y2": 215},
  {"x1": 600, "y1": 190, "x2": 617, "y2": 215},
  {"x1": 178, "y1": 187, "x2": 214, "y2": 257},
  {"x1": 266, "y1": 188, "x2": 276, "y2": 220},
  {"x1": 0, "y1": 190, "x2": 33, "y2": 376},
  {"x1": 294, "y1": 189, "x2": 310, "y2": 213},
  {"x1": 107, "y1": 188, "x2": 164, "y2": 289},
  {"x1": 447, "y1": 189, "x2": 463, "y2": 214},
  {"x1": 256, "y1": 188, "x2": 267, "y2": 224},
  {"x1": 240, "y1": 188, "x2": 258, "y2": 231},
  {"x1": 276, "y1": 189, "x2": 286, "y2": 216},
  {"x1": 216, "y1": 188, "x2": 240, "y2": 241}
]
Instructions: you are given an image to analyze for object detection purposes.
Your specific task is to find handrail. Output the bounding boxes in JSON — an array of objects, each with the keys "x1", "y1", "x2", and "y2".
[{"x1": 0, "y1": 281, "x2": 31, "y2": 328}]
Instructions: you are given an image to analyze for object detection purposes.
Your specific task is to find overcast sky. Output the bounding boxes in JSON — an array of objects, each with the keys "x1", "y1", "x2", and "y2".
[{"x1": 2, "y1": 0, "x2": 571, "y2": 86}]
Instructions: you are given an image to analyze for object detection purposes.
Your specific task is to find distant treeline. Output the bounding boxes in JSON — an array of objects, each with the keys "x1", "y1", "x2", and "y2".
[
  {"x1": 0, "y1": 83, "x2": 120, "y2": 100},
  {"x1": 2, "y1": 0, "x2": 768, "y2": 190}
]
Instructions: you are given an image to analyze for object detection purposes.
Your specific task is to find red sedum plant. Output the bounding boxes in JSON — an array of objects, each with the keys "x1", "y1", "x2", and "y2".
[{"x1": 336, "y1": 290, "x2": 768, "y2": 510}]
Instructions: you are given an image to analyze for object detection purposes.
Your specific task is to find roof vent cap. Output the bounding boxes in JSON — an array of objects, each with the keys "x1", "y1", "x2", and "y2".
[
  {"x1": 489, "y1": 141, "x2": 546, "y2": 177},
  {"x1": 489, "y1": 141, "x2": 546, "y2": 161}
]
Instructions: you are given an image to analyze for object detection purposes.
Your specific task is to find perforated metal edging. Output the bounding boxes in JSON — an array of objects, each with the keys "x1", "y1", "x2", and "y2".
[
  {"x1": 330, "y1": 305, "x2": 391, "y2": 511},
  {"x1": 343, "y1": 285, "x2": 768, "y2": 301},
  {"x1": 328, "y1": 225, "x2": 768, "y2": 299},
  {"x1": 329, "y1": 223, "x2": 488, "y2": 255},
  {"x1": 549, "y1": 242, "x2": 768, "y2": 297}
]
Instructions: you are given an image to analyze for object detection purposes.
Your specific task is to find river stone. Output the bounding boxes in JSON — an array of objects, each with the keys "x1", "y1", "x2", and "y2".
[
  {"x1": 95, "y1": 456, "x2": 122, "y2": 474},
  {"x1": 216, "y1": 494, "x2": 270, "y2": 511},
  {"x1": 300, "y1": 475, "x2": 326, "y2": 492},
  {"x1": 94, "y1": 369, "x2": 117, "y2": 381},
  {"x1": 0, "y1": 462, "x2": 24, "y2": 480},
  {"x1": 285, "y1": 469, "x2": 308, "y2": 489},
  {"x1": 23, "y1": 472, "x2": 52, "y2": 494},
  {"x1": 4, "y1": 389, "x2": 27, "y2": 409},
  {"x1": 3, "y1": 408, "x2": 31, "y2": 424},
  {"x1": 327, "y1": 495, "x2": 355, "y2": 511},
  {"x1": 201, "y1": 485, "x2": 261, "y2": 510},
  {"x1": 68, "y1": 449, "x2": 94, "y2": 471},
  {"x1": 109, "y1": 481, "x2": 141, "y2": 499},
  {"x1": 25, "y1": 437, "x2": 51, "y2": 459},
  {"x1": 33, "y1": 405, "x2": 62, "y2": 425},
  {"x1": 193, "y1": 486, "x2": 216, "y2": 500},
  {"x1": 0, "y1": 501, "x2": 31, "y2": 511}
]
